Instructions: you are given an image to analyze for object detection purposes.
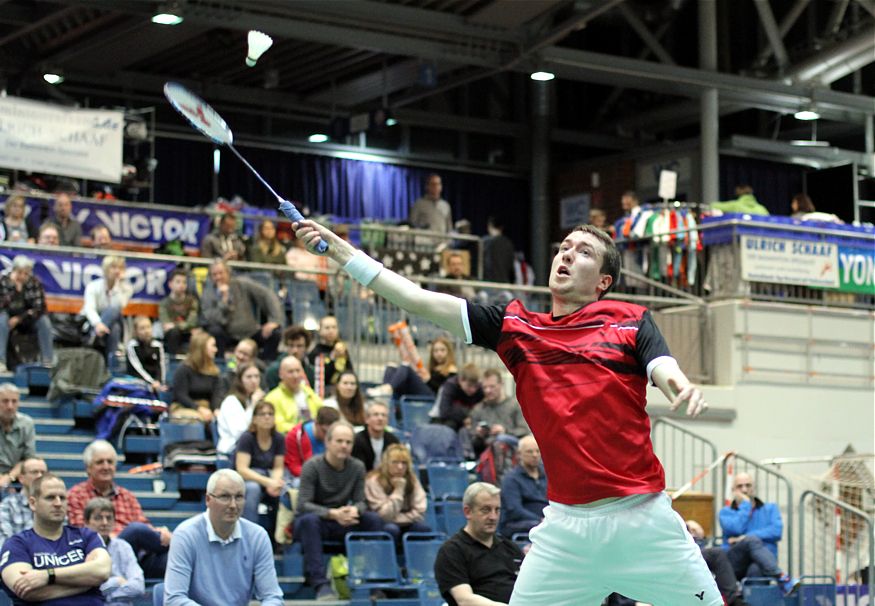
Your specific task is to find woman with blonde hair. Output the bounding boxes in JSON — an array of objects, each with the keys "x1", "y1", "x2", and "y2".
[
  {"x1": 171, "y1": 331, "x2": 222, "y2": 422},
  {"x1": 364, "y1": 443, "x2": 430, "y2": 543},
  {"x1": 81, "y1": 255, "x2": 132, "y2": 365}
]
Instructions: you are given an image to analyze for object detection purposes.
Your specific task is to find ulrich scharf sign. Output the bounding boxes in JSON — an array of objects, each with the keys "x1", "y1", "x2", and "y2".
[
  {"x1": 740, "y1": 235, "x2": 839, "y2": 288},
  {"x1": 0, "y1": 96, "x2": 123, "y2": 183}
]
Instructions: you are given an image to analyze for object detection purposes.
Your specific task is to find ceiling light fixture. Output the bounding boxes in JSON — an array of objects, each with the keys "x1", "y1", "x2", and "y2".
[
  {"x1": 43, "y1": 72, "x2": 64, "y2": 85},
  {"x1": 308, "y1": 133, "x2": 329, "y2": 143},
  {"x1": 152, "y1": 2, "x2": 183, "y2": 25},
  {"x1": 530, "y1": 71, "x2": 555, "y2": 81},
  {"x1": 794, "y1": 108, "x2": 820, "y2": 121}
]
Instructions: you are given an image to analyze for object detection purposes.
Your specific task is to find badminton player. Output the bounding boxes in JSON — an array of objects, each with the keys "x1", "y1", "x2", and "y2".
[{"x1": 293, "y1": 219, "x2": 721, "y2": 606}]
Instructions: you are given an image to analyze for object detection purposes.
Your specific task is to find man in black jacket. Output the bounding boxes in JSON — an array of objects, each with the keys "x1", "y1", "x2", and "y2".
[{"x1": 351, "y1": 400, "x2": 399, "y2": 470}]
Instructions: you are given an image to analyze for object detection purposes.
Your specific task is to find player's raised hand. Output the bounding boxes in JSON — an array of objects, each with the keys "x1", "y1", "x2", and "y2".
[
  {"x1": 668, "y1": 378, "x2": 708, "y2": 417},
  {"x1": 293, "y1": 219, "x2": 348, "y2": 260}
]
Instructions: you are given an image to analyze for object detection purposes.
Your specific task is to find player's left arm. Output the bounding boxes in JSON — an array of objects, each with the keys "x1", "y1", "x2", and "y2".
[{"x1": 637, "y1": 311, "x2": 707, "y2": 417}]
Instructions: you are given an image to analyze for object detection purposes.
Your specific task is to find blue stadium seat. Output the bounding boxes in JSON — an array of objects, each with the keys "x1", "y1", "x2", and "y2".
[
  {"x1": 152, "y1": 582, "x2": 164, "y2": 606},
  {"x1": 741, "y1": 577, "x2": 784, "y2": 606},
  {"x1": 426, "y1": 463, "x2": 468, "y2": 500},
  {"x1": 410, "y1": 425, "x2": 463, "y2": 465},
  {"x1": 437, "y1": 497, "x2": 466, "y2": 535},
  {"x1": 402, "y1": 532, "x2": 446, "y2": 585},
  {"x1": 344, "y1": 531, "x2": 404, "y2": 592},
  {"x1": 399, "y1": 396, "x2": 434, "y2": 432},
  {"x1": 159, "y1": 420, "x2": 206, "y2": 460}
]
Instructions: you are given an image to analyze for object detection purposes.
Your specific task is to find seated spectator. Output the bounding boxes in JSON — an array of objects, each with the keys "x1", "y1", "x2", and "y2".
[
  {"x1": 200, "y1": 259, "x2": 283, "y2": 360},
  {"x1": 499, "y1": 435, "x2": 546, "y2": 537},
  {"x1": 790, "y1": 193, "x2": 815, "y2": 219},
  {"x1": 1, "y1": 195, "x2": 31, "y2": 243},
  {"x1": 369, "y1": 335, "x2": 458, "y2": 400},
  {"x1": 322, "y1": 370, "x2": 365, "y2": 426},
  {"x1": 0, "y1": 457, "x2": 47, "y2": 546},
  {"x1": 686, "y1": 519, "x2": 750, "y2": 606},
  {"x1": 711, "y1": 185, "x2": 770, "y2": 216},
  {"x1": 364, "y1": 443, "x2": 429, "y2": 543},
  {"x1": 84, "y1": 497, "x2": 145, "y2": 606},
  {"x1": 247, "y1": 219, "x2": 287, "y2": 265},
  {"x1": 433, "y1": 363, "x2": 483, "y2": 431},
  {"x1": 0, "y1": 474, "x2": 110, "y2": 604},
  {"x1": 158, "y1": 269, "x2": 200, "y2": 356},
  {"x1": 170, "y1": 332, "x2": 222, "y2": 423},
  {"x1": 67, "y1": 440, "x2": 172, "y2": 579},
  {"x1": 307, "y1": 314, "x2": 354, "y2": 395},
  {"x1": 235, "y1": 401, "x2": 285, "y2": 527},
  {"x1": 719, "y1": 472, "x2": 798, "y2": 595},
  {"x1": 265, "y1": 325, "x2": 315, "y2": 390},
  {"x1": 284, "y1": 406, "x2": 340, "y2": 486},
  {"x1": 0, "y1": 255, "x2": 54, "y2": 371},
  {"x1": 216, "y1": 362, "x2": 265, "y2": 456},
  {"x1": 0, "y1": 383, "x2": 36, "y2": 492},
  {"x1": 469, "y1": 369, "x2": 529, "y2": 459},
  {"x1": 437, "y1": 252, "x2": 476, "y2": 300},
  {"x1": 164, "y1": 469, "x2": 283, "y2": 605},
  {"x1": 40, "y1": 191, "x2": 82, "y2": 247},
  {"x1": 293, "y1": 420, "x2": 383, "y2": 600},
  {"x1": 434, "y1": 482, "x2": 523, "y2": 606},
  {"x1": 81, "y1": 255, "x2": 132, "y2": 365},
  {"x1": 351, "y1": 400, "x2": 399, "y2": 471},
  {"x1": 90, "y1": 225, "x2": 113, "y2": 249},
  {"x1": 200, "y1": 212, "x2": 245, "y2": 261},
  {"x1": 220, "y1": 338, "x2": 267, "y2": 395},
  {"x1": 264, "y1": 355, "x2": 322, "y2": 434},
  {"x1": 36, "y1": 223, "x2": 60, "y2": 247},
  {"x1": 125, "y1": 316, "x2": 166, "y2": 393}
]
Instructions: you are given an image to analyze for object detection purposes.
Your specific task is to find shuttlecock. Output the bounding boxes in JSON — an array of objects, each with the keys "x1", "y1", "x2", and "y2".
[{"x1": 246, "y1": 30, "x2": 273, "y2": 67}]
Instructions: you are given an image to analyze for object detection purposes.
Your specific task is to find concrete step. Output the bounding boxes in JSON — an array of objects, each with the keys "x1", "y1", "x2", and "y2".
[{"x1": 36, "y1": 434, "x2": 93, "y2": 454}]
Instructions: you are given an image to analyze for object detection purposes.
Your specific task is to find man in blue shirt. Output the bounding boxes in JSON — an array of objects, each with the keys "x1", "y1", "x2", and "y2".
[
  {"x1": 164, "y1": 469, "x2": 283, "y2": 606},
  {"x1": 719, "y1": 472, "x2": 798, "y2": 595},
  {"x1": 84, "y1": 497, "x2": 144, "y2": 606},
  {"x1": 499, "y1": 435, "x2": 547, "y2": 537},
  {"x1": 0, "y1": 473, "x2": 110, "y2": 604}
]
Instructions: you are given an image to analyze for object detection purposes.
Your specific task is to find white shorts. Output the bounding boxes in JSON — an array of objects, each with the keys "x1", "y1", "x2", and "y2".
[{"x1": 509, "y1": 493, "x2": 722, "y2": 606}]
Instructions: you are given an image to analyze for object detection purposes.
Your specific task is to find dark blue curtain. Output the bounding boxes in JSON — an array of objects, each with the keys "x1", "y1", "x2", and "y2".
[
  {"x1": 719, "y1": 155, "x2": 805, "y2": 215},
  {"x1": 154, "y1": 137, "x2": 531, "y2": 251}
]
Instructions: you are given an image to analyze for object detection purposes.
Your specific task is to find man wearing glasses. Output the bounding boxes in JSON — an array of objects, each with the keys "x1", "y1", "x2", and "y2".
[
  {"x1": 0, "y1": 457, "x2": 47, "y2": 546},
  {"x1": 164, "y1": 469, "x2": 283, "y2": 605},
  {"x1": 719, "y1": 472, "x2": 798, "y2": 595}
]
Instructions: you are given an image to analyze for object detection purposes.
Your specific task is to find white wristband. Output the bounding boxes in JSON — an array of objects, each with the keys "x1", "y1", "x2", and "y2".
[{"x1": 343, "y1": 251, "x2": 383, "y2": 286}]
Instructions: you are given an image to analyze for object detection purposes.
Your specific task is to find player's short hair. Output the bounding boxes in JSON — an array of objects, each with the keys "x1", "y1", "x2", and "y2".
[
  {"x1": 463, "y1": 482, "x2": 500, "y2": 508},
  {"x1": 206, "y1": 469, "x2": 245, "y2": 494},
  {"x1": 571, "y1": 224, "x2": 621, "y2": 299},
  {"x1": 30, "y1": 473, "x2": 63, "y2": 498},
  {"x1": 84, "y1": 497, "x2": 115, "y2": 522}
]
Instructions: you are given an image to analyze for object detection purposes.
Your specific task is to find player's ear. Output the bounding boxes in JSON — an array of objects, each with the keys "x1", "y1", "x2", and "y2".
[{"x1": 598, "y1": 274, "x2": 612, "y2": 293}]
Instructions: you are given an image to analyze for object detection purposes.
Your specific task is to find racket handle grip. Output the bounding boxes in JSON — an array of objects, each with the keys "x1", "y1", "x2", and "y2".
[{"x1": 279, "y1": 200, "x2": 328, "y2": 253}]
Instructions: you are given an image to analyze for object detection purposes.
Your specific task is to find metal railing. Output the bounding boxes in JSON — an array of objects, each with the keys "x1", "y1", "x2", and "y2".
[{"x1": 799, "y1": 490, "x2": 874, "y2": 601}]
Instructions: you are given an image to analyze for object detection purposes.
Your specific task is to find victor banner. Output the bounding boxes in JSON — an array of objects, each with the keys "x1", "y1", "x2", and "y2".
[{"x1": 0, "y1": 96, "x2": 123, "y2": 183}]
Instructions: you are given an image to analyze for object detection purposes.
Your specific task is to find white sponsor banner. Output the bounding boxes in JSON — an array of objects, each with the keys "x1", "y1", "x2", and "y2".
[
  {"x1": 0, "y1": 95, "x2": 123, "y2": 182},
  {"x1": 740, "y1": 235, "x2": 839, "y2": 288}
]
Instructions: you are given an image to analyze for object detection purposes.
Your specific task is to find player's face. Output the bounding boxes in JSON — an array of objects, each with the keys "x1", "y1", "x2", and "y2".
[
  {"x1": 87, "y1": 449, "x2": 117, "y2": 484},
  {"x1": 326, "y1": 425, "x2": 354, "y2": 461},
  {"x1": 31, "y1": 479, "x2": 67, "y2": 524},
  {"x1": 549, "y1": 231, "x2": 612, "y2": 303},
  {"x1": 465, "y1": 492, "x2": 500, "y2": 540}
]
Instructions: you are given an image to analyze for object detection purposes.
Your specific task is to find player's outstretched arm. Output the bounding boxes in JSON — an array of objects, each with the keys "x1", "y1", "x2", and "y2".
[
  {"x1": 651, "y1": 361, "x2": 708, "y2": 417},
  {"x1": 294, "y1": 219, "x2": 467, "y2": 340}
]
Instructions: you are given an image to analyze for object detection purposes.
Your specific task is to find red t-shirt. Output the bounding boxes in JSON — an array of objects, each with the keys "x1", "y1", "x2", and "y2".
[{"x1": 467, "y1": 299, "x2": 671, "y2": 505}]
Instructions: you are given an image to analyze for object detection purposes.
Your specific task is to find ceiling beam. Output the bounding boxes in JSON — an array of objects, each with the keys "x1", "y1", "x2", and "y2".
[
  {"x1": 752, "y1": 0, "x2": 789, "y2": 69},
  {"x1": 616, "y1": 3, "x2": 675, "y2": 65}
]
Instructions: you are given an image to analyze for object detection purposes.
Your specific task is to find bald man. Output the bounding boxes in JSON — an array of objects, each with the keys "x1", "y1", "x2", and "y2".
[
  {"x1": 263, "y1": 356, "x2": 323, "y2": 433},
  {"x1": 499, "y1": 435, "x2": 547, "y2": 537}
]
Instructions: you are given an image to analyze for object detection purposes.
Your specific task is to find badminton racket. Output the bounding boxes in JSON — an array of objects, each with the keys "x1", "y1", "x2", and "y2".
[{"x1": 163, "y1": 81, "x2": 327, "y2": 253}]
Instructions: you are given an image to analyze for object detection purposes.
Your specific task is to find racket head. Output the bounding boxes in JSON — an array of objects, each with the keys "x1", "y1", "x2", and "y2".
[{"x1": 163, "y1": 82, "x2": 233, "y2": 145}]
